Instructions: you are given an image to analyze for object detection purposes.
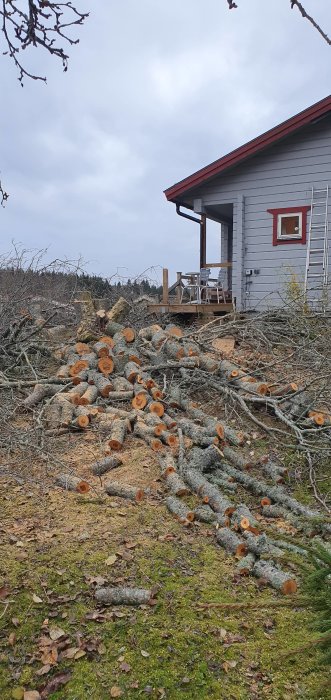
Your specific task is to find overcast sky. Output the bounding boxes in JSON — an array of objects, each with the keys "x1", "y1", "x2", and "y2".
[{"x1": 0, "y1": 0, "x2": 330, "y2": 285}]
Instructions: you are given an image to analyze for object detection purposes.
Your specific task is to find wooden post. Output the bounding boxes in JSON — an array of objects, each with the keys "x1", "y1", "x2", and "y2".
[
  {"x1": 162, "y1": 268, "x2": 169, "y2": 304},
  {"x1": 200, "y1": 214, "x2": 207, "y2": 270},
  {"x1": 176, "y1": 272, "x2": 182, "y2": 303}
]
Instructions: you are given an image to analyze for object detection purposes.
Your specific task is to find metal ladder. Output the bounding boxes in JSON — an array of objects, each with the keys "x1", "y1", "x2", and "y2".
[{"x1": 304, "y1": 185, "x2": 329, "y2": 310}]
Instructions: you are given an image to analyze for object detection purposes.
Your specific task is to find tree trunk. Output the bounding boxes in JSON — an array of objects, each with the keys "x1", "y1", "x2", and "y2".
[
  {"x1": 252, "y1": 559, "x2": 297, "y2": 595},
  {"x1": 215, "y1": 527, "x2": 247, "y2": 557},
  {"x1": 95, "y1": 587, "x2": 151, "y2": 605},
  {"x1": 165, "y1": 495, "x2": 195, "y2": 523},
  {"x1": 108, "y1": 419, "x2": 127, "y2": 450},
  {"x1": 79, "y1": 385, "x2": 99, "y2": 406},
  {"x1": 165, "y1": 472, "x2": 190, "y2": 497},
  {"x1": 91, "y1": 455, "x2": 123, "y2": 476},
  {"x1": 55, "y1": 473, "x2": 90, "y2": 493},
  {"x1": 236, "y1": 553, "x2": 256, "y2": 576},
  {"x1": 158, "y1": 452, "x2": 177, "y2": 477},
  {"x1": 106, "y1": 297, "x2": 130, "y2": 324},
  {"x1": 194, "y1": 504, "x2": 216, "y2": 523},
  {"x1": 105, "y1": 481, "x2": 144, "y2": 501}
]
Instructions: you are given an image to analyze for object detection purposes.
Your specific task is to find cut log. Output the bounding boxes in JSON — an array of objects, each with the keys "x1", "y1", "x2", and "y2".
[
  {"x1": 134, "y1": 422, "x2": 164, "y2": 451},
  {"x1": 94, "y1": 341, "x2": 112, "y2": 358},
  {"x1": 91, "y1": 455, "x2": 123, "y2": 477},
  {"x1": 165, "y1": 323, "x2": 183, "y2": 338},
  {"x1": 108, "y1": 419, "x2": 127, "y2": 450},
  {"x1": 65, "y1": 382, "x2": 89, "y2": 404},
  {"x1": 105, "y1": 406, "x2": 137, "y2": 423},
  {"x1": 132, "y1": 384, "x2": 149, "y2": 410},
  {"x1": 164, "y1": 340, "x2": 186, "y2": 361},
  {"x1": 105, "y1": 481, "x2": 144, "y2": 501},
  {"x1": 71, "y1": 415, "x2": 90, "y2": 429},
  {"x1": 151, "y1": 329, "x2": 168, "y2": 349},
  {"x1": 75, "y1": 342, "x2": 91, "y2": 355},
  {"x1": 162, "y1": 413, "x2": 177, "y2": 430},
  {"x1": 243, "y1": 532, "x2": 283, "y2": 558},
  {"x1": 121, "y1": 327, "x2": 136, "y2": 343},
  {"x1": 158, "y1": 452, "x2": 177, "y2": 477},
  {"x1": 55, "y1": 473, "x2": 90, "y2": 493},
  {"x1": 236, "y1": 553, "x2": 256, "y2": 576},
  {"x1": 79, "y1": 385, "x2": 99, "y2": 406},
  {"x1": 183, "y1": 340, "x2": 200, "y2": 357},
  {"x1": 187, "y1": 447, "x2": 215, "y2": 473},
  {"x1": 93, "y1": 373, "x2": 113, "y2": 398},
  {"x1": 216, "y1": 528, "x2": 247, "y2": 558},
  {"x1": 148, "y1": 400, "x2": 165, "y2": 417},
  {"x1": 252, "y1": 559, "x2": 297, "y2": 595},
  {"x1": 59, "y1": 401, "x2": 75, "y2": 427},
  {"x1": 209, "y1": 475, "x2": 237, "y2": 493},
  {"x1": 222, "y1": 446, "x2": 253, "y2": 470},
  {"x1": 231, "y1": 505, "x2": 258, "y2": 531},
  {"x1": 219, "y1": 359, "x2": 269, "y2": 395},
  {"x1": 198, "y1": 354, "x2": 219, "y2": 372},
  {"x1": 222, "y1": 425, "x2": 245, "y2": 447},
  {"x1": 261, "y1": 457, "x2": 288, "y2": 484},
  {"x1": 113, "y1": 376, "x2": 134, "y2": 392},
  {"x1": 145, "y1": 413, "x2": 167, "y2": 435},
  {"x1": 69, "y1": 359, "x2": 89, "y2": 377},
  {"x1": 137, "y1": 371, "x2": 155, "y2": 389},
  {"x1": 107, "y1": 390, "x2": 134, "y2": 401},
  {"x1": 23, "y1": 383, "x2": 64, "y2": 408},
  {"x1": 177, "y1": 418, "x2": 218, "y2": 447},
  {"x1": 56, "y1": 364, "x2": 70, "y2": 379},
  {"x1": 98, "y1": 356, "x2": 114, "y2": 376},
  {"x1": 44, "y1": 402, "x2": 61, "y2": 429},
  {"x1": 165, "y1": 495, "x2": 195, "y2": 523},
  {"x1": 95, "y1": 587, "x2": 151, "y2": 606},
  {"x1": 80, "y1": 352, "x2": 98, "y2": 369},
  {"x1": 106, "y1": 297, "x2": 130, "y2": 324},
  {"x1": 138, "y1": 324, "x2": 162, "y2": 340},
  {"x1": 104, "y1": 320, "x2": 124, "y2": 337},
  {"x1": 194, "y1": 504, "x2": 216, "y2": 523},
  {"x1": 183, "y1": 468, "x2": 234, "y2": 515},
  {"x1": 165, "y1": 472, "x2": 190, "y2": 496},
  {"x1": 71, "y1": 369, "x2": 89, "y2": 385},
  {"x1": 270, "y1": 383, "x2": 299, "y2": 397},
  {"x1": 260, "y1": 497, "x2": 272, "y2": 507},
  {"x1": 161, "y1": 430, "x2": 179, "y2": 448},
  {"x1": 150, "y1": 387, "x2": 164, "y2": 401},
  {"x1": 124, "y1": 362, "x2": 140, "y2": 383},
  {"x1": 99, "y1": 335, "x2": 115, "y2": 348}
]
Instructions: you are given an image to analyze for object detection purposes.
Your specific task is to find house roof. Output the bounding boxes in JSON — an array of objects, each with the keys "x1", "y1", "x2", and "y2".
[{"x1": 164, "y1": 94, "x2": 331, "y2": 202}]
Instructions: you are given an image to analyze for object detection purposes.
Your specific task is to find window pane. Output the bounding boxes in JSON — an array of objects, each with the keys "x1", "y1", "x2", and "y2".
[{"x1": 281, "y1": 215, "x2": 300, "y2": 237}]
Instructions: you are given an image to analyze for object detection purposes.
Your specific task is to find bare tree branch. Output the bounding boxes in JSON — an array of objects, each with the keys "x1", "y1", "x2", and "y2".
[
  {"x1": 291, "y1": 0, "x2": 331, "y2": 45},
  {"x1": 0, "y1": 179, "x2": 8, "y2": 207},
  {"x1": 0, "y1": 1, "x2": 89, "y2": 84},
  {"x1": 226, "y1": 0, "x2": 330, "y2": 46}
]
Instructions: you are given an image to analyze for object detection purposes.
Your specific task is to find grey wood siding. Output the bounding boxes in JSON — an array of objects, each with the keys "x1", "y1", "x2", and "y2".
[{"x1": 184, "y1": 115, "x2": 331, "y2": 310}]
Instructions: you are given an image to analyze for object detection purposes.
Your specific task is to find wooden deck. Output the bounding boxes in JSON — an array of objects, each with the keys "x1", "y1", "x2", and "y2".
[{"x1": 148, "y1": 302, "x2": 234, "y2": 315}]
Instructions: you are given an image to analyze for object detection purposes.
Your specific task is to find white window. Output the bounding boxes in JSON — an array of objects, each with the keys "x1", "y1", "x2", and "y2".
[{"x1": 277, "y1": 212, "x2": 302, "y2": 241}]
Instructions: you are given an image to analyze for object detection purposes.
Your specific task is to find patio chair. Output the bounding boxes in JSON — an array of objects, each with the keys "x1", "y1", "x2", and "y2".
[{"x1": 209, "y1": 268, "x2": 227, "y2": 303}]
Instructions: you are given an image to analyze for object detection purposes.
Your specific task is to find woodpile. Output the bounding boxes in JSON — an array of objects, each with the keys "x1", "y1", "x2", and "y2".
[{"x1": 19, "y1": 298, "x2": 331, "y2": 598}]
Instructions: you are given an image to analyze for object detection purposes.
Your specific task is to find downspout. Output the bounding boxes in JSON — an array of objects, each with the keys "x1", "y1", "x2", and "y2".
[{"x1": 176, "y1": 204, "x2": 206, "y2": 269}]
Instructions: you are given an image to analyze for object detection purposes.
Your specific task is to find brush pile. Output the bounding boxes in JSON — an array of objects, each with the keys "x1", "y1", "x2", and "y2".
[{"x1": 13, "y1": 297, "x2": 331, "y2": 595}]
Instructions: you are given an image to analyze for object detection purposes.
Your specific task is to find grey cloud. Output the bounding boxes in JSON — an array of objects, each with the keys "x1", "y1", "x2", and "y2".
[{"x1": 0, "y1": 0, "x2": 330, "y2": 283}]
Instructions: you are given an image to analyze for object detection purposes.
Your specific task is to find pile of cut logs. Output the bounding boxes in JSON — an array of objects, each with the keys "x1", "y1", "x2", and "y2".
[{"x1": 22, "y1": 298, "x2": 331, "y2": 597}]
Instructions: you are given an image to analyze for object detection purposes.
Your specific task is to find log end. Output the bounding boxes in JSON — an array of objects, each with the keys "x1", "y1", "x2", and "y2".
[
  {"x1": 77, "y1": 480, "x2": 90, "y2": 494},
  {"x1": 282, "y1": 579, "x2": 298, "y2": 595}
]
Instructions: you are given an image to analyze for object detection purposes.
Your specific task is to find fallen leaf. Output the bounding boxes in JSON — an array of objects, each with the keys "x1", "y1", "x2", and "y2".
[
  {"x1": 141, "y1": 650, "x2": 150, "y2": 658},
  {"x1": 105, "y1": 554, "x2": 118, "y2": 566},
  {"x1": 74, "y1": 649, "x2": 86, "y2": 660},
  {"x1": 119, "y1": 662, "x2": 132, "y2": 673},
  {"x1": 98, "y1": 643, "x2": 107, "y2": 655},
  {"x1": 61, "y1": 647, "x2": 80, "y2": 659},
  {"x1": 12, "y1": 618, "x2": 20, "y2": 627},
  {"x1": 39, "y1": 671, "x2": 72, "y2": 698},
  {"x1": 32, "y1": 594, "x2": 43, "y2": 604},
  {"x1": 110, "y1": 687, "x2": 123, "y2": 698},
  {"x1": 125, "y1": 542, "x2": 137, "y2": 549},
  {"x1": 23, "y1": 692, "x2": 41, "y2": 700},
  {"x1": 222, "y1": 660, "x2": 237, "y2": 673},
  {"x1": 181, "y1": 677, "x2": 190, "y2": 684},
  {"x1": 36, "y1": 665, "x2": 51, "y2": 676},
  {"x1": 41, "y1": 647, "x2": 58, "y2": 666},
  {"x1": 0, "y1": 586, "x2": 10, "y2": 599},
  {"x1": 8, "y1": 632, "x2": 16, "y2": 646},
  {"x1": 49, "y1": 626, "x2": 65, "y2": 641}
]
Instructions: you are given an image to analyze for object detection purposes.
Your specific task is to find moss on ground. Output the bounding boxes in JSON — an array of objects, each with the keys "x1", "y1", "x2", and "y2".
[{"x1": 0, "y1": 487, "x2": 329, "y2": 700}]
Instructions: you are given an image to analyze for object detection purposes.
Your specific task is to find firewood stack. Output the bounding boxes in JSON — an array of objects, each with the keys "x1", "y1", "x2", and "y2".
[{"x1": 22, "y1": 297, "x2": 331, "y2": 596}]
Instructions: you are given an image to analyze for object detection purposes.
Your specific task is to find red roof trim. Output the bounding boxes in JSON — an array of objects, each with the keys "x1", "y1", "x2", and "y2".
[{"x1": 165, "y1": 95, "x2": 331, "y2": 202}]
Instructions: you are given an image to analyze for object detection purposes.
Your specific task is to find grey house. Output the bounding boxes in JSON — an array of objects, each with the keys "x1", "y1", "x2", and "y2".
[{"x1": 163, "y1": 95, "x2": 331, "y2": 313}]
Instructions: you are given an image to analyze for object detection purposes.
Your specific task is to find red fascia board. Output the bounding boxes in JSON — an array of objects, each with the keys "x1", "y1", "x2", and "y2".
[{"x1": 165, "y1": 95, "x2": 331, "y2": 202}]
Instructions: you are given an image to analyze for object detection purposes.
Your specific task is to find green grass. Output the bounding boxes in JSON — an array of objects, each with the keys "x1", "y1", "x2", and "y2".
[{"x1": 0, "y1": 491, "x2": 329, "y2": 700}]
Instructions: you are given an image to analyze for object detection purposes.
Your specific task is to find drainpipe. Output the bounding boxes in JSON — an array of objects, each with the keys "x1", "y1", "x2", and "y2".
[{"x1": 176, "y1": 204, "x2": 206, "y2": 269}]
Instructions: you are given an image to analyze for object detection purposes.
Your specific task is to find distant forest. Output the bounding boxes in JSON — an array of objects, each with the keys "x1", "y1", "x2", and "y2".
[{"x1": 0, "y1": 266, "x2": 162, "y2": 303}]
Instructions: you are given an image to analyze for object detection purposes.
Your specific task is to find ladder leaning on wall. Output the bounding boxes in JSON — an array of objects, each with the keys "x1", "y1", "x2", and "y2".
[{"x1": 304, "y1": 185, "x2": 330, "y2": 310}]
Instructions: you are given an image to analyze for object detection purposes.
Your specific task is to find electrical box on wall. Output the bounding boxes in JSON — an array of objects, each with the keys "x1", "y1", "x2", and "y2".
[{"x1": 245, "y1": 269, "x2": 253, "y2": 276}]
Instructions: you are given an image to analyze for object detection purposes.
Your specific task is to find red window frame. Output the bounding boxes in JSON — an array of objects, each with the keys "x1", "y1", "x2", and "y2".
[{"x1": 267, "y1": 206, "x2": 310, "y2": 246}]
